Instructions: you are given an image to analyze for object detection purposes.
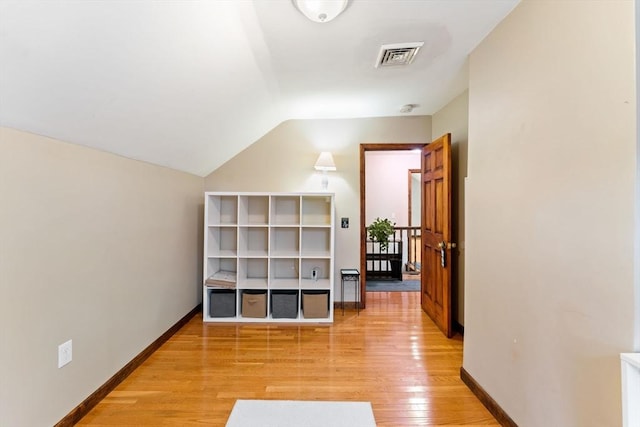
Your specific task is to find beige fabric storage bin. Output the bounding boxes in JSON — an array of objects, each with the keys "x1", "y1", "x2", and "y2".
[
  {"x1": 242, "y1": 290, "x2": 267, "y2": 318},
  {"x1": 302, "y1": 291, "x2": 329, "y2": 318}
]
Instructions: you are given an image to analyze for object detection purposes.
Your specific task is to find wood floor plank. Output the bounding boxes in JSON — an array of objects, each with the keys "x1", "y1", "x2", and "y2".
[{"x1": 78, "y1": 292, "x2": 497, "y2": 426}]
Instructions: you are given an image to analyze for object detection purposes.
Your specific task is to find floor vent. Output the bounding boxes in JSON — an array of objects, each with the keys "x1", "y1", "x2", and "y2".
[{"x1": 375, "y1": 42, "x2": 424, "y2": 68}]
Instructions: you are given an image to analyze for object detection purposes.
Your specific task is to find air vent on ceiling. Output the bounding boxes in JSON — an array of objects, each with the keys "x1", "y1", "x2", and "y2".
[{"x1": 375, "y1": 42, "x2": 424, "y2": 68}]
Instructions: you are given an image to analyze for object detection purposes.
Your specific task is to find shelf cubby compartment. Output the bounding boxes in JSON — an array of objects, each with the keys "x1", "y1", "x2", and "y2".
[
  {"x1": 300, "y1": 228, "x2": 331, "y2": 257},
  {"x1": 206, "y1": 227, "x2": 238, "y2": 256},
  {"x1": 271, "y1": 196, "x2": 300, "y2": 225},
  {"x1": 271, "y1": 290, "x2": 299, "y2": 319},
  {"x1": 300, "y1": 259, "x2": 331, "y2": 290},
  {"x1": 301, "y1": 196, "x2": 332, "y2": 226},
  {"x1": 237, "y1": 258, "x2": 268, "y2": 289},
  {"x1": 205, "y1": 257, "x2": 237, "y2": 285},
  {"x1": 270, "y1": 227, "x2": 300, "y2": 257},
  {"x1": 239, "y1": 195, "x2": 269, "y2": 225},
  {"x1": 207, "y1": 195, "x2": 238, "y2": 225},
  {"x1": 270, "y1": 258, "x2": 300, "y2": 289},
  {"x1": 238, "y1": 227, "x2": 268, "y2": 257},
  {"x1": 207, "y1": 289, "x2": 237, "y2": 318}
]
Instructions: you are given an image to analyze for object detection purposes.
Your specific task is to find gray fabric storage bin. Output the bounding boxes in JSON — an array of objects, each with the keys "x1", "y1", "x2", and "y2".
[
  {"x1": 271, "y1": 290, "x2": 299, "y2": 319},
  {"x1": 209, "y1": 289, "x2": 236, "y2": 317}
]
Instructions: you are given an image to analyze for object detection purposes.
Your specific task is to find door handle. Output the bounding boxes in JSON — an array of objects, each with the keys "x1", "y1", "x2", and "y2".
[
  {"x1": 437, "y1": 242, "x2": 457, "y2": 249},
  {"x1": 437, "y1": 241, "x2": 457, "y2": 267}
]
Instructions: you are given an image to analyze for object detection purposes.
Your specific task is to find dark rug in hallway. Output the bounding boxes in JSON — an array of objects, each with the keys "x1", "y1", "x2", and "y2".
[{"x1": 366, "y1": 280, "x2": 420, "y2": 292}]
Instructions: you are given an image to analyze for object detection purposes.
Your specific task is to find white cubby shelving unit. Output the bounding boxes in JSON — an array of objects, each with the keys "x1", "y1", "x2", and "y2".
[{"x1": 203, "y1": 192, "x2": 334, "y2": 323}]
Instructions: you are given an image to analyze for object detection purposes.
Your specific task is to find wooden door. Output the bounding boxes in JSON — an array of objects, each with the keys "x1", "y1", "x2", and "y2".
[{"x1": 421, "y1": 134, "x2": 453, "y2": 337}]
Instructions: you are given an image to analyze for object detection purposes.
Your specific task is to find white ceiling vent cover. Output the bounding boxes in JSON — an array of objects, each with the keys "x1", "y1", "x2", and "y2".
[{"x1": 375, "y1": 42, "x2": 424, "y2": 68}]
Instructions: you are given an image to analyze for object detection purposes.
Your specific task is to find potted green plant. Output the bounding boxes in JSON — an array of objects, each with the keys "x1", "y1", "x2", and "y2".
[{"x1": 367, "y1": 217, "x2": 396, "y2": 251}]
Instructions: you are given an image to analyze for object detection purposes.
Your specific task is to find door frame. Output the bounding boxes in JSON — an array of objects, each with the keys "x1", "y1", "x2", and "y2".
[
  {"x1": 407, "y1": 168, "x2": 421, "y2": 227},
  {"x1": 359, "y1": 143, "x2": 426, "y2": 309}
]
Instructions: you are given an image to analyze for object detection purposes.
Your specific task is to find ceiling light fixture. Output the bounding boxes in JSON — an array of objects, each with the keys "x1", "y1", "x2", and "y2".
[
  {"x1": 400, "y1": 104, "x2": 418, "y2": 113},
  {"x1": 293, "y1": 0, "x2": 349, "y2": 23}
]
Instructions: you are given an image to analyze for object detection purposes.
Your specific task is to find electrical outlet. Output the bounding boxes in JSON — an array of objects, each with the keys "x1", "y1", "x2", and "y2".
[
  {"x1": 58, "y1": 340, "x2": 72, "y2": 368},
  {"x1": 341, "y1": 217, "x2": 349, "y2": 228}
]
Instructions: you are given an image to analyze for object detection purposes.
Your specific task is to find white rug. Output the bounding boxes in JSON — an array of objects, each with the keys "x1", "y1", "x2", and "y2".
[{"x1": 225, "y1": 399, "x2": 377, "y2": 427}]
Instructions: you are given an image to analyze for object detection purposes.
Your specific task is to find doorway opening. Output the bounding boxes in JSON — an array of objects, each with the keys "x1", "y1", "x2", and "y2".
[{"x1": 359, "y1": 143, "x2": 426, "y2": 309}]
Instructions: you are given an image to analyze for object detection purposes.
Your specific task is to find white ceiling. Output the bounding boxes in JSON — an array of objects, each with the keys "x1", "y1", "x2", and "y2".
[{"x1": 0, "y1": 0, "x2": 519, "y2": 176}]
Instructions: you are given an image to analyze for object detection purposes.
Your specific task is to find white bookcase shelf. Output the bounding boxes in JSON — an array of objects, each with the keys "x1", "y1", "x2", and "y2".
[{"x1": 203, "y1": 192, "x2": 334, "y2": 323}]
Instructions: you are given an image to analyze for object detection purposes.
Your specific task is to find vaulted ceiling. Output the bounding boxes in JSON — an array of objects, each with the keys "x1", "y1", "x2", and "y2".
[{"x1": 0, "y1": 0, "x2": 519, "y2": 176}]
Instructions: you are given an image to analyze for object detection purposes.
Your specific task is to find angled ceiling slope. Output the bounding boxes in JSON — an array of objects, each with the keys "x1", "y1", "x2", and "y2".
[{"x1": 0, "y1": 0, "x2": 519, "y2": 176}]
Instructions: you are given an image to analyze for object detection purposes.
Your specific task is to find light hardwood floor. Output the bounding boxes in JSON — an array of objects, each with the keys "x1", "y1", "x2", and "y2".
[{"x1": 78, "y1": 291, "x2": 497, "y2": 426}]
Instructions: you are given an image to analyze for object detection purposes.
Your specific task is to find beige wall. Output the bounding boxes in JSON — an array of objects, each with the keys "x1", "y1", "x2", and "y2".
[
  {"x1": 0, "y1": 128, "x2": 203, "y2": 426},
  {"x1": 636, "y1": 0, "x2": 640, "y2": 351},
  {"x1": 464, "y1": 2, "x2": 636, "y2": 426},
  {"x1": 432, "y1": 90, "x2": 469, "y2": 326},
  {"x1": 205, "y1": 116, "x2": 432, "y2": 300}
]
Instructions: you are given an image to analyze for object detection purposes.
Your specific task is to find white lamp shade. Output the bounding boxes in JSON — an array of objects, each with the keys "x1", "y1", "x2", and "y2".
[
  {"x1": 314, "y1": 152, "x2": 336, "y2": 171},
  {"x1": 293, "y1": 0, "x2": 349, "y2": 23}
]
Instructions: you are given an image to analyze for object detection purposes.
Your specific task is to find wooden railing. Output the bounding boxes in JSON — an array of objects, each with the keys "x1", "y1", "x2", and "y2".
[{"x1": 365, "y1": 226, "x2": 421, "y2": 280}]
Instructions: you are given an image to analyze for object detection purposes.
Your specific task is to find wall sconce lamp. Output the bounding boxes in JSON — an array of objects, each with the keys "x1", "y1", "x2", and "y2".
[
  {"x1": 314, "y1": 151, "x2": 336, "y2": 191},
  {"x1": 293, "y1": 0, "x2": 349, "y2": 23}
]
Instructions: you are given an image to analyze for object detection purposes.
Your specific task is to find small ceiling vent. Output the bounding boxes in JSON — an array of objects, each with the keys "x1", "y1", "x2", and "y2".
[{"x1": 375, "y1": 42, "x2": 424, "y2": 68}]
